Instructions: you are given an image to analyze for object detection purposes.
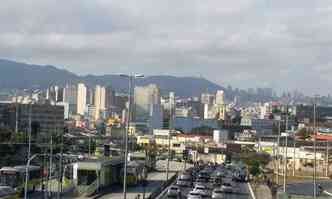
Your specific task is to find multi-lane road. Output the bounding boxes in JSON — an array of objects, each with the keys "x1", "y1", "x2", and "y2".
[{"x1": 161, "y1": 163, "x2": 252, "y2": 199}]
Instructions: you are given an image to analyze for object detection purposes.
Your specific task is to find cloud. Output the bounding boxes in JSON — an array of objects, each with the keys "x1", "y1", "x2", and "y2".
[{"x1": 1, "y1": 0, "x2": 332, "y2": 95}]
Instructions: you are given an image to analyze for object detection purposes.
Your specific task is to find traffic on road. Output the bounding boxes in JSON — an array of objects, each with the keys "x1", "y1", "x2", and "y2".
[{"x1": 164, "y1": 162, "x2": 251, "y2": 199}]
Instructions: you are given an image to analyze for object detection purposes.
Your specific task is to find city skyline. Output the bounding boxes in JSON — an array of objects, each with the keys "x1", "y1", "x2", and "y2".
[{"x1": 1, "y1": 1, "x2": 332, "y2": 95}]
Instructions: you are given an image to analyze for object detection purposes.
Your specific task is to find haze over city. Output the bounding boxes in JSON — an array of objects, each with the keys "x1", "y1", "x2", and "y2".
[{"x1": 1, "y1": 0, "x2": 332, "y2": 94}]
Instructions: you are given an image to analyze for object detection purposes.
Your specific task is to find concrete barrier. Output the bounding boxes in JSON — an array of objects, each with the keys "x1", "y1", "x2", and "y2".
[
  {"x1": 248, "y1": 182, "x2": 257, "y2": 199},
  {"x1": 147, "y1": 172, "x2": 178, "y2": 199}
]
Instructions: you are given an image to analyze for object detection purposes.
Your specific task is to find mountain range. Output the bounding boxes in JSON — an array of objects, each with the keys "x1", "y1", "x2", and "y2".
[{"x1": 0, "y1": 59, "x2": 224, "y2": 97}]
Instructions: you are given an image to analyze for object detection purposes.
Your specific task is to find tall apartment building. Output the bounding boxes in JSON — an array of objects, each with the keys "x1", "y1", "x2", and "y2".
[
  {"x1": 105, "y1": 86, "x2": 115, "y2": 109},
  {"x1": 63, "y1": 83, "x2": 88, "y2": 116},
  {"x1": 77, "y1": 83, "x2": 87, "y2": 115},
  {"x1": 134, "y1": 84, "x2": 161, "y2": 122},
  {"x1": 63, "y1": 84, "x2": 78, "y2": 115},
  {"x1": 94, "y1": 85, "x2": 106, "y2": 120}
]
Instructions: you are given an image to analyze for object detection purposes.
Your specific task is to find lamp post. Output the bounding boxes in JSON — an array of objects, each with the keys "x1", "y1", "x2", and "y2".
[
  {"x1": 166, "y1": 92, "x2": 174, "y2": 181},
  {"x1": 119, "y1": 74, "x2": 144, "y2": 199},
  {"x1": 23, "y1": 89, "x2": 40, "y2": 167},
  {"x1": 313, "y1": 96, "x2": 318, "y2": 199},
  {"x1": 24, "y1": 154, "x2": 46, "y2": 199},
  {"x1": 283, "y1": 104, "x2": 289, "y2": 193}
]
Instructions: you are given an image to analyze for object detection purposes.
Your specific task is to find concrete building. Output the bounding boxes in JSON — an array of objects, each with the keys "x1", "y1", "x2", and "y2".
[
  {"x1": 77, "y1": 83, "x2": 87, "y2": 115},
  {"x1": 0, "y1": 103, "x2": 64, "y2": 138},
  {"x1": 134, "y1": 84, "x2": 161, "y2": 123},
  {"x1": 213, "y1": 129, "x2": 229, "y2": 144},
  {"x1": 105, "y1": 87, "x2": 115, "y2": 109},
  {"x1": 94, "y1": 85, "x2": 106, "y2": 120},
  {"x1": 134, "y1": 84, "x2": 163, "y2": 128},
  {"x1": 172, "y1": 117, "x2": 218, "y2": 132},
  {"x1": 201, "y1": 93, "x2": 215, "y2": 105},
  {"x1": 46, "y1": 85, "x2": 60, "y2": 103},
  {"x1": 64, "y1": 84, "x2": 78, "y2": 116},
  {"x1": 215, "y1": 90, "x2": 224, "y2": 105}
]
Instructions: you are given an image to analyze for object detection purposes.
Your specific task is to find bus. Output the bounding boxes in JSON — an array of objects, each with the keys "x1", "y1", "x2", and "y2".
[
  {"x1": 0, "y1": 165, "x2": 42, "y2": 194},
  {"x1": 121, "y1": 161, "x2": 147, "y2": 186},
  {"x1": 128, "y1": 151, "x2": 156, "y2": 171}
]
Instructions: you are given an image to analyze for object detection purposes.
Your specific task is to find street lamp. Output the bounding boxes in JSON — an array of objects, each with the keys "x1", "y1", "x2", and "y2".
[
  {"x1": 23, "y1": 89, "x2": 41, "y2": 165},
  {"x1": 119, "y1": 74, "x2": 144, "y2": 199},
  {"x1": 313, "y1": 95, "x2": 319, "y2": 199},
  {"x1": 24, "y1": 153, "x2": 46, "y2": 199}
]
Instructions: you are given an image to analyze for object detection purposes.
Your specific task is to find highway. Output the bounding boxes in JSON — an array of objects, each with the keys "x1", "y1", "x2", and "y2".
[
  {"x1": 160, "y1": 163, "x2": 252, "y2": 199},
  {"x1": 161, "y1": 182, "x2": 251, "y2": 199}
]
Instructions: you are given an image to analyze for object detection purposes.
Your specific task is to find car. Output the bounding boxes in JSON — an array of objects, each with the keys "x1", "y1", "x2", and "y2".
[
  {"x1": 212, "y1": 188, "x2": 225, "y2": 199},
  {"x1": 167, "y1": 185, "x2": 181, "y2": 197},
  {"x1": 210, "y1": 176, "x2": 222, "y2": 186},
  {"x1": 193, "y1": 185, "x2": 210, "y2": 197},
  {"x1": 221, "y1": 182, "x2": 233, "y2": 193},
  {"x1": 187, "y1": 191, "x2": 203, "y2": 199},
  {"x1": 233, "y1": 172, "x2": 246, "y2": 182},
  {"x1": 0, "y1": 186, "x2": 16, "y2": 198},
  {"x1": 178, "y1": 173, "x2": 192, "y2": 181},
  {"x1": 176, "y1": 179, "x2": 192, "y2": 187}
]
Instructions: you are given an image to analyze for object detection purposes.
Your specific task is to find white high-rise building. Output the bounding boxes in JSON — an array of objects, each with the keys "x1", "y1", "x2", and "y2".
[
  {"x1": 215, "y1": 90, "x2": 226, "y2": 120},
  {"x1": 215, "y1": 90, "x2": 224, "y2": 105},
  {"x1": 63, "y1": 84, "x2": 78, "y2": 115},
  {"x1": 94, "y1": 85, "x2": 106, "y2": 120},
  {"x1": 77, "y1": 83, "x2": 87, "y2": 115},
  {"x1": 46, "y1": 85, "x2": 60, "y2": 103}
]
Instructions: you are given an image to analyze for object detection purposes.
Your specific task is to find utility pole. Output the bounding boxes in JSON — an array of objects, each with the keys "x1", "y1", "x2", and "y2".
[
  {"x1": 49, "y1": 99, "x2": 56, "y2": 198},
  {"x1": 57, "y1": 110, "x2": 64, "y2": 198},
  {"x1": 123, "y1": 76, "x2": 132, "y2": 199},
  {"x1": 119, "y1": 74, "x2": 144, "y2": 199},
  {"x1": 313, "y1": 101, "x2": 317, "y2": 199},
  {"x1": 276, "y1": 120, "x2": 281, "y2": 185},
  {"x1": 326, "y1": 141, "x2": 329, "y2": 177},
  {"x1": 15, "y1": 91, "x2": 18, "y2": 136},
  {"x1": 293, "y1": 136, "x2": 296, "y2": 176},
  {"x1": 283, "y1": 104, "x2": 288, "y2": 193},
  {"x1": 166, "y1": 92, "x2": 174, "y2": 181}
]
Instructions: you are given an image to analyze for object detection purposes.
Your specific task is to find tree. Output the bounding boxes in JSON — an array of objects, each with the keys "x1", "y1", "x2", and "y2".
[{"x1": 0, "y1": 127, "x2": 12, "y2": 143}]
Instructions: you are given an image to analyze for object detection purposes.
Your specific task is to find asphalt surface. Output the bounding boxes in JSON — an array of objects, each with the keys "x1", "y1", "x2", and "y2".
[
  {"x1": 162, "y1": 182, "x2": 251, "y2": 199},
  {"x1": 161, "y1": 164, "x2": 252, "y2": 199},
  {"x1": 278, "y1": 180, "x2": 332, "y2": 197}
]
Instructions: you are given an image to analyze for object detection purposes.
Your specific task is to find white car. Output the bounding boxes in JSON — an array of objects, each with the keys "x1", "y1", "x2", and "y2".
[
  {"x1": 167, "y1": 185, "x2": 181, "y2": 197},
  {"x1": 212, "y1": 188, "x2": 224, "y2": 199},
  {"x1": 176, "y1": 179, "x2": 192, "y2": 187},
  {"x1": 193, "y1": 185, "x2": 210, "y2": 197},
  {"x1": 187, "y1": 191, "x2": 203, "y2": 199}
]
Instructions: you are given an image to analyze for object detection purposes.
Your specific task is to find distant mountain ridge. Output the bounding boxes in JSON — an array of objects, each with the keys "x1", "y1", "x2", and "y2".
[{"x1": 0, "y1": 59, "x2": 224, "y2": 97}]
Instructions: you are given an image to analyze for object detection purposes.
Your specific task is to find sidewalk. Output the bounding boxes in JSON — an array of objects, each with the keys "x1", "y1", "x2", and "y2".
[{"x1": 96, "y1": 171, "x2": 175, "y2": 199}]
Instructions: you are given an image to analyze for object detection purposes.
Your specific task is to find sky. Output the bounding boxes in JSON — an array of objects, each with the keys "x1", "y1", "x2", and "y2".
[{"x1": 1, "y1": 0, "x2": 332, "y2": 95}]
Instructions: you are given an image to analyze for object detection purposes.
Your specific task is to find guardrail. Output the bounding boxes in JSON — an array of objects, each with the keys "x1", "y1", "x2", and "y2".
[{"x1": 147, "y1": 172, "x2": 178, "y2": 199}]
